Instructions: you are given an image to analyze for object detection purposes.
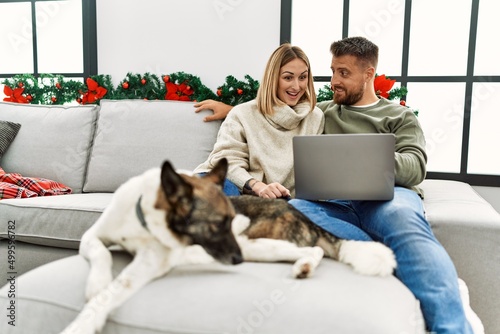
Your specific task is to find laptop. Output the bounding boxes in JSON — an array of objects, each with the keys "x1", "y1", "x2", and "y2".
[{"x1": 293, "y1": 133, "x2": 395, "y2": 201}]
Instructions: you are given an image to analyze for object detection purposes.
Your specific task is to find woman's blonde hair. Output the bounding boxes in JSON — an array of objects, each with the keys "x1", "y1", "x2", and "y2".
[{"x1": 256, "y1": 43, "x2": 316, "y2": 115}]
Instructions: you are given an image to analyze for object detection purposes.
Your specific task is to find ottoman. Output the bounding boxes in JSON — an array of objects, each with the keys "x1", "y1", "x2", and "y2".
[{"x1": 0, "y1": 251, "x2": 424, "y2": 334}]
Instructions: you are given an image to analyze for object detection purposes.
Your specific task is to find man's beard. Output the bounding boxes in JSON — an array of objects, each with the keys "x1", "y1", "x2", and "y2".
[{"x1": 332, "y1": 84, "x2": 364, "y2": 106}]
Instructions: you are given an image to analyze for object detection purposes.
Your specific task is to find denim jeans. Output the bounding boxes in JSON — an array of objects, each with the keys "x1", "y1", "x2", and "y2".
[{"x1": 289, "y1": 187, "x2": 473, "y2": 334}]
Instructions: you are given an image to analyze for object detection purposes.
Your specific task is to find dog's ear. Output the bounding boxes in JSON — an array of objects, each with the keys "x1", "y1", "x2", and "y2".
[
  {"x1": 160, "y1": 160, "x2": 193, "y2": 206},
  {"x1": 203, "y1": 158, "x2": 228, "y2": 186}
]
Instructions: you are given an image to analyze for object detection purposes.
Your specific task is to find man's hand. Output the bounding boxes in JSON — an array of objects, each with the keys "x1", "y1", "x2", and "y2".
[
  {"x1": 253, "y1": 181, "x2": 291, "y2": 199},
  {"x1": 194, "y1": 99, "x2": 233, "y2": 122}
]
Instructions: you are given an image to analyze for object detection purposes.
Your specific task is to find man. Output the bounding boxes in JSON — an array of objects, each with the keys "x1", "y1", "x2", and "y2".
[{"x1": 195, "y1": 37, "x2": 475, "y2": 333}]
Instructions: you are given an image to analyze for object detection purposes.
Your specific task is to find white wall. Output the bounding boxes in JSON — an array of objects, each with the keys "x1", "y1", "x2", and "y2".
[{"x1": 96, "y1": 0, "x2": 281, "y2": 90}]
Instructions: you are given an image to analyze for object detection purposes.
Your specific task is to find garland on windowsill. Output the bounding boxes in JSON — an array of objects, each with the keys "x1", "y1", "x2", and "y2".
[
  {"x1": 317, "y1": 74, "x2": 417, "y2": 115},
  {"x1": 2, "y1": 72, "x2": 416, "y2": 114},
  {"x1": 1, "y1": 72, "x2": 259, "y2": 107}
]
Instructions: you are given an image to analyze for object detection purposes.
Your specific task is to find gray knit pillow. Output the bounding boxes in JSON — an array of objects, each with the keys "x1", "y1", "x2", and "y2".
[{"x1": 0, "y1": 120, "x2": 21, "y2": 160}]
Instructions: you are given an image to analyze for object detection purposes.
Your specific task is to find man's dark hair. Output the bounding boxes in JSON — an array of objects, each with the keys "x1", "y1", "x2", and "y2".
[{"x1": 330, "y1": 36, "x2": 379, "y2": 69}]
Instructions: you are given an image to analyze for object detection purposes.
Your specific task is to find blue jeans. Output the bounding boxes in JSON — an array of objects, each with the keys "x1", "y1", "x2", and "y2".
[
  {"x1": 289, "y1": 187, "x2": 473, "y2": 334},
  {"x1": 223, "y1": 178, "x2": 241, "y2": 196}
]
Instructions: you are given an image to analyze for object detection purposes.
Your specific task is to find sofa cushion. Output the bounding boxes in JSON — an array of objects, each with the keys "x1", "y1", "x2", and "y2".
[
  {"x1": 83, "y1": 99, "x2": 221, "y2": 192},
  {"x1": 0, "y1": 252, "x2": 424, "y2": 334},
  {"x1": 420, "y1": 179, "x2": 500, "y2": 226},
  {"x1": 0, "y1": 101, "x2": 99, "y2": 193},
  {"x1": 0, "y1": 193, "x2": 111, "y2": 249},
  {"x1": 0, "y1": 120, "x2": 21, "y2": 159}
]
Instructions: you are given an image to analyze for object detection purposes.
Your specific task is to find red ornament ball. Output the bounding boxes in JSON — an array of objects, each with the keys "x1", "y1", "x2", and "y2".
[
  {"x1": 122, "y1": 82, "x2": 129, "y2": 89},
  {"x1": 56, "y1": 82, "x2": 62, "y2": 89},
  {"x1": 141, "y1": 78, "x2": 146, "y2": 85},
  {"x1": 237, "y1": 88, "x2": 243, "y2": 95},
  {"x1": 400, "y1": 100, "x2": 406, "y2": 106},
  {"x1": 163, "y1": 75, "x2": 170, "y2": 83}
]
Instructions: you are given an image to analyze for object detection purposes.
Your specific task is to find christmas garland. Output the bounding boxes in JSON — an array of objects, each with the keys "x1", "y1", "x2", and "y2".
[
  {"x1": 215, "y1": 75, "x2": 260, "y2": 106},
  {"x1": 317, "y1": 74, "x2": 417, "y2": 115},
  {"x1": 2, "y1": 72, "x2": 415, "y2": 114},
  {"x1": 3, "y1": 74, "x2": 86, "y2": 105},
  {"x1": 1, "y1": 72, "x2": 258, "y2": 107}
]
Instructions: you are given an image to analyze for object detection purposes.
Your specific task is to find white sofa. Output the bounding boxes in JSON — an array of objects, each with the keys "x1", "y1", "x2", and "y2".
[{"x1": 1, "y1": 99, "x2": 499, "y2": 333}]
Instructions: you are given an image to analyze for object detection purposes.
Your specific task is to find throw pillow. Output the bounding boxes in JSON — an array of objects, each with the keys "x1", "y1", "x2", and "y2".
[{"x1": 0, "y1": 120, "x2": 21, "y2": 159}]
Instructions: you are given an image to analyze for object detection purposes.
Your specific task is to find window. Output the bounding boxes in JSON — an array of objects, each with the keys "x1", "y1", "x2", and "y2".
[
  {"x1": 282, "y1": 0, "x2": 500, "y2": 186},
  {"x1": 0, "y1": 0, "x2": 97, "y2": 90}
]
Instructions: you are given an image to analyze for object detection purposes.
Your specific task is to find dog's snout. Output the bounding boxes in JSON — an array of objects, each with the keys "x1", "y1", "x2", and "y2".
[{"x1": 232, "y1": 253, "x2": 243, "y2": 265}]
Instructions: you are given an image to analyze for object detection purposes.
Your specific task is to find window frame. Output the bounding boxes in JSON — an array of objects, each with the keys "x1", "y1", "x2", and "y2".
[
  {"x1": 281, "y1": 0, "x2": 500, "y2": 187},
  {"x1": 0, "y1": 0, "x2": 97, "y2": 80}
]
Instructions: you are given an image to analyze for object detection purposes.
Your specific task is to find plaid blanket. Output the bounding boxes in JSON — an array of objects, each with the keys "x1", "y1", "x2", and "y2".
[{"x1": 0, "y1": 167, "x2": 72, "y2": 200}]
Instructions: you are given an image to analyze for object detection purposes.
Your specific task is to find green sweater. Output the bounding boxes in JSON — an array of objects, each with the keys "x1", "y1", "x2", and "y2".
[{"x1": 318, "y1": 99, "x2": 427, "y2": 196}]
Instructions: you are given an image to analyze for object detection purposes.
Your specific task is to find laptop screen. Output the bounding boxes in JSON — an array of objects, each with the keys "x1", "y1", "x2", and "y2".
[{"x1": 293, "y1": 134, "x2": 395, "y2": 201}]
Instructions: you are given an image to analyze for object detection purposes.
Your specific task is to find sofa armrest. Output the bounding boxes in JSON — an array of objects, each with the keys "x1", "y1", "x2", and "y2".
[{"x1": 420, "y1": 179, "x2": 500, "y2": 334}]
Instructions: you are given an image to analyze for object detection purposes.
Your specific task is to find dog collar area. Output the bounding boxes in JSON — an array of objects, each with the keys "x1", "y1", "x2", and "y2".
[
  {"x1": 135, "y1": 195, "x2": 149, "y2": 231},
  {"x1": 135, "y1": 195, "x2": 193, "y2": 231}
]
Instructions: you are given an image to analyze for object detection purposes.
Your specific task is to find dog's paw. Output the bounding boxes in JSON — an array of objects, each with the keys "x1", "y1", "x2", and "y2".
[
  {"x1": 60, "y1": 314, "x2": 97, "y2": 334},
  {"x1": 60, "y1": 314, "x2": 107, "y2": 334},
  {"x1": 292, "y1": 246, "x2": 324, "y2": 279},
  {"x1": 61, "y1": 295, "x2": 111, "y2": 334},
  {"x1": 94, "y1": 311, "x2": 108, "y2": 333},
  {"x1": 339, "y1": 240, "x2": 396, "y2": 277},
  {"x1": 292, "y1": 257, "x2": 315, "y2": 278},
  {"x1": 85, "y1": 269, "x2": 113, "y2": 301},
  {"x1": 181, "y1": 245, "x2": 215, "y2": 265},
  {"x1": 232, "y1": 214, "x2": 251, "y2": 236}
]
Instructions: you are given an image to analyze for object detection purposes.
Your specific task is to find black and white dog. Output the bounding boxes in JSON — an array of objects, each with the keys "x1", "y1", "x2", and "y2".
[{"x1": 61, "y1": 158, "x2": 396, "y2": 334}]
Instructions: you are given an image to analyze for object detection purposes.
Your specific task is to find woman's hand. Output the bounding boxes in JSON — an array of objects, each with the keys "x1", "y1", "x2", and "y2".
[
  {"x1": 194, "y1": 99, "x2": 233, "y2": 122},
  {"x1": 252, "y1": 181, "x2": 291, "y2": 199}
]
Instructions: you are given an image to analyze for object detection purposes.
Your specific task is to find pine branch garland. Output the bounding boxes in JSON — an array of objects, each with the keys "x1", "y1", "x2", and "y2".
[
  {"x1": 216, "y1": 75, "x2": 260, "y2": 106},
  {"x1": 317, "y1": 84, "x2": 333, "y2": 103},
  {"x1": 2, "y1": 72, "x2": 416, "y2": 115},
  {"x1": 166, "y1": 71, "x2": 217, "y2": 102},
  {"x1": 113, "y1": 73, "x2": 158, "y2": 100},
  {"x1": 3, "y1": 74, "x2": 39, "y2": 104}
]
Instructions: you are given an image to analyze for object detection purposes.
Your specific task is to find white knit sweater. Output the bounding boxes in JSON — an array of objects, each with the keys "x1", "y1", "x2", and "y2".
[{"x1": 194, "y1": 99, "x2": 324, "y2": 196}]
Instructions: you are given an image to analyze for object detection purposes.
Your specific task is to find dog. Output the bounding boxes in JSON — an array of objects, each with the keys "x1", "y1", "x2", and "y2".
[{"x1": 61, "y1": 158, "x2": 396, "y2": 334}]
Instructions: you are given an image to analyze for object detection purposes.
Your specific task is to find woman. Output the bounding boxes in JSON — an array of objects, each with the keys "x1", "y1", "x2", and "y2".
[{"x1": 194, "y1": 44, "x2": 324, "y2": 199}]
